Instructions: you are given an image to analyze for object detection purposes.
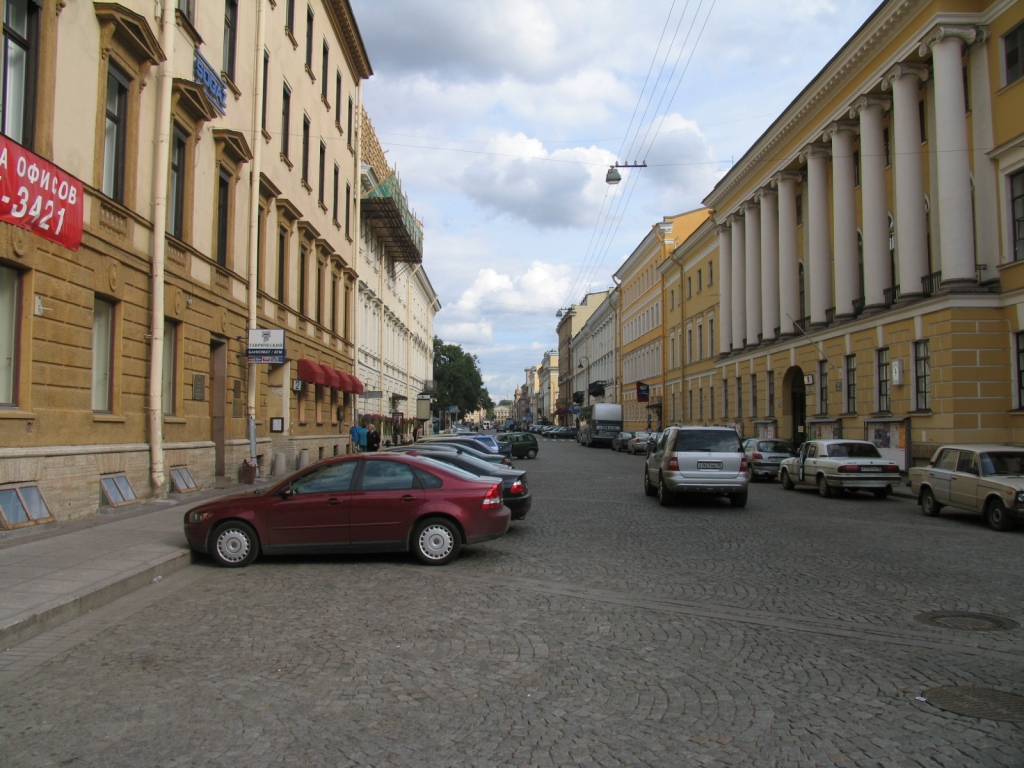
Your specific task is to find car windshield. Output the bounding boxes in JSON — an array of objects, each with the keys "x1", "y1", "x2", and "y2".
[
  {"x1": 979, "y1": 451, "x2": 1024, "y2": 476},
  {"x1": 675, "y1": 431, "x2": 742, "y2": 452},
  {"x1": 826, "y1": 443, "x2": 881, "y2": 458},
  {"x1": 758, "y1": 441, "x2": 793, "y2": 453}
]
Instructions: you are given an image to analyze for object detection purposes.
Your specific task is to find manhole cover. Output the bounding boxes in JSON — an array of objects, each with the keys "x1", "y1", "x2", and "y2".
[
  {"x1": 914, "y1": 611, "x2": 1019, "y2": 631},
  {"x1": 921, "y1": 686, "x2": 1024, "y2": 722}
]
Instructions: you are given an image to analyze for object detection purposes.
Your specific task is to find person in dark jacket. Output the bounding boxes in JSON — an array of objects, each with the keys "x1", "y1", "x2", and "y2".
[{"x1": 366, "y1": 425, "x2": 380, "y2": 452}]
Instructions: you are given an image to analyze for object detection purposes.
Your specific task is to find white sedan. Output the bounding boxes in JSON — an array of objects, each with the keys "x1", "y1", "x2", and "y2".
[{"x1": 779, "y1": 439, "x2": 901, "y2": 499}]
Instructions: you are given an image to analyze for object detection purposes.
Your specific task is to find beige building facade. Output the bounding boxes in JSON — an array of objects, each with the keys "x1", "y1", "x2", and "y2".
[{"x1": 0, "y1": 1, "x2": 382, "y2": 527}]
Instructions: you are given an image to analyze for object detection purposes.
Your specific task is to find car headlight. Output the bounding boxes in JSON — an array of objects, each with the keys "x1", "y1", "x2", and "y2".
[
  {"x1": 187, "y1": 510, "x2": 212, "y2": 524},
  {"x1": 1015, "y1": 491, "x2": 1024, "y2": 505}
]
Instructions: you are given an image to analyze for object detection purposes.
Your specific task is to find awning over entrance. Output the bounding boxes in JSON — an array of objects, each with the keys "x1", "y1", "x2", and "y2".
[
  {"x1": 321, "y1": 366, "x2": 342, "y2": 390},
  {"x1": 296, "y1": 359, "x2": 326, "y2": 386}
]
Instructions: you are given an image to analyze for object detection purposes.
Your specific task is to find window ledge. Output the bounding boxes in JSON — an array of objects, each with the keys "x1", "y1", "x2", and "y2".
[
  {"x1": 0, "y1": 409, "x2": 36, "y2": 420},
  {"x1": 163, "y1": 416, "x2": 187, "y2": 424},
  {"x1": 285, "y1": 27, "x2": 298, "y2": 50},
  {"x1": 335, "y1": 121, "x2": 344, "y2": 137},
  {"x1": 318, "y1": 201, "x2": 328, "y2": 213},
  {"x1": 305, "y1": 64, "x2": 316, "y2": 84},
  {"x1": 262, "y1": 128, "x2": 272, "y2": 144},
  {"x1": 321, "y1": 95, "x2": 331, "y2": 111},
  {"x1": 93, "y1": 413, "x2": 126, "y2": 423},
  {"x1": 280, "y1": 153, "x2": 293, "y2": 170},
  {"x1": 908, "y1": 409, "x2": 933, "y2": 415},
  {"x1": 301, "y1": 180, "x2": 312, "y2": 194},
  {"x1": 221, "y1": 72, "x2": 242, "y2": 100}
]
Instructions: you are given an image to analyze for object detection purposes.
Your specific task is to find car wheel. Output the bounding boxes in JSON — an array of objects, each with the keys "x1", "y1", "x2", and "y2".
[
  {"x1": 730, "y1": 491, "x2": 748, "y2": 508},
  {"x1": 210, "y1": 521, "x2": 259, "y2": 568},
  {"x1": 657, "y1": 475, "x2": 673, "y2": 507},
  {"x1": 817, "y1": 475, "x2": 832, "y2": 498},
  {"x1": 413, "y1": 518, "x2": 462, "y2": 565},
  {"x1": 746, "y1": 466, "x2": 755, "y2": 482},
  {"x1": 643, "y1": 467, "x2": 656, "y2": 497},
  {"x1": 780, "y1": 470, "x2": 794, "y2": 490},
  {"x1": 920, "y1": 488, "x2": 941, "y2": 517},
  {"x1": 872, "y1": 487, "x2": 891, "y2": 500},
  {"x1": 985, "y1": 499, "x2": 1015, "y2": 532},
  {"x1": 526, "y1": 448, "x2": 537, "y2": 459}
]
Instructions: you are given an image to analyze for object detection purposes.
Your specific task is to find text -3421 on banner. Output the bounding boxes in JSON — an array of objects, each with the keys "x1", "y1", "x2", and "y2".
[{"x1": 0, "y1": 136, "x2": 84, "y2": 251}]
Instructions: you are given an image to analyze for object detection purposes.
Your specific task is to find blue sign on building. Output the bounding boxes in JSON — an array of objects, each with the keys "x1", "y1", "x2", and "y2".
[{"x1": 193, "y1": 49, "x2": 227, "y2": 115}]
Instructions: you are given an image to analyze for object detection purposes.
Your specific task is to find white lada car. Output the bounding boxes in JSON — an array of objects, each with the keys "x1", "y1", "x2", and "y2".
[{"x1": 779, "y1": 439, "x2": 901, "y2": 499}]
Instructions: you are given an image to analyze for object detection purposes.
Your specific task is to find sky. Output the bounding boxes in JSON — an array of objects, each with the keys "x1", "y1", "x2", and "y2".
[{"x1": 349, "y1": 0, "x2": 882, "y2": 402}]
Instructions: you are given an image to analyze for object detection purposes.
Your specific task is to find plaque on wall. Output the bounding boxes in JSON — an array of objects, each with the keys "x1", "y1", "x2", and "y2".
[
  {"x1": 192, "y1": 374, "x2": 206, "y2": 401},
  {"x1": 232, "y1": 398, "x2": 245, "y2": 418}
]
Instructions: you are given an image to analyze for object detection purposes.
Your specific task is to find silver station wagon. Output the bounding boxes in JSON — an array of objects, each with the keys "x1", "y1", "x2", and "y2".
[
  {"x1": 644, "y1": 426, "x2": 749, "y2": 507},
  {"x1": 779, "y1": 439, "x2": 901, "y2": 499}
]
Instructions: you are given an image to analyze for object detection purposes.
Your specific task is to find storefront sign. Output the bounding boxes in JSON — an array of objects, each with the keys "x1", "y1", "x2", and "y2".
[
  {"x1": 247, "y1": 328, "x2": 285, "y2": 364},
  {"x1": 636, "y1": 381, "x2": 649, "y2": 402},
  {"x1": 194, "y1": 49, "x2": 227, "y2": 114},
  {"x1": 0, "y1": 136, "x2": 84, "y2": 251}
]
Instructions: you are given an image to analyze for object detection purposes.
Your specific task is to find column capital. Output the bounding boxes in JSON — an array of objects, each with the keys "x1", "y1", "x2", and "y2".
[
  {"x1": 822, "y1": 120, "x2": 859, "y2": 142},
  {"x1": 754, "y1": 185, "x2": 777, "y2": 201},
  {"x1": 771, "y1": 170, "x2": 802, "y2": 188},
  {"x1": 880, "y1": 63, "x2": 930, "y2": 91},
  {"x1": 798, "y1": 143, "x2": 830, "y2": 163},
  {"x1": 849, "y1": 95, "x2": 891, "y2": 117},
  {"x1": 918, "y1": 24, "x2": 983, "y2": 57}
]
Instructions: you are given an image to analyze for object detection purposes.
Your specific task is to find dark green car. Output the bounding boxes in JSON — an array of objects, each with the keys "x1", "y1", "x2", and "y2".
[{"x1": 497, "y1": 432, "x2": 539, "y2": 459}]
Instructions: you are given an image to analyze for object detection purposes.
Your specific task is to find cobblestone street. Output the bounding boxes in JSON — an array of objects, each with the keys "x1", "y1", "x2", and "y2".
[{"x1": 2, "y1": 438, "x2": 1022, "y2": 767}]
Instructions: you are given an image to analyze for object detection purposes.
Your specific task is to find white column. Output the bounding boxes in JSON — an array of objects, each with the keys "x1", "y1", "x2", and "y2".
[
  {"x1": 920, "y1": 25, "x2": 978, "y2": 288},
  {"x1": 730, "y1": 213, "x2": 746, "y2": 351},
  {"x1": 824, "y1": 121, "x2": 859, "y2": 321},
  {"x1": 968, "y1": 29, "x2": 997, "y2": 282},
  {"x1": 773, "y1": 172, "x2": 800, "y2": 336},
  {"x1": 800, "y1": 144, "x2": 832, "y2": 326},
  {"x1": 717, "y1": 224, "x2": 732, "y2": 355},
  {"x1": 759, "y1": 187, "x2": 779, "y2": 340},
  {"x1": 744, "y1": 201, "x2": 762, "y2": 345},
  {"x1": 852, "y1": 94, "x2": 895, "y2": 310}
]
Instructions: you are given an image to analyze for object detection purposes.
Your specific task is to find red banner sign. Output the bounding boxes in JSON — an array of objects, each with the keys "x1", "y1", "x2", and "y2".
[{"x1": 0, "y1": 135, "x2": 84, "y2": 251}]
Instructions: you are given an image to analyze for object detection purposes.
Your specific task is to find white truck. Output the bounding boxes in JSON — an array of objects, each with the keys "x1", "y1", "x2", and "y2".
[{"x1": 577, "y1": 403, "x2": 623, "y2": 447}]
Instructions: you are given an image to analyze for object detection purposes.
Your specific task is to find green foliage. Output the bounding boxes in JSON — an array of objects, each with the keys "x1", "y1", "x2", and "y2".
[{"x1": 433, "y1": 337, "x2": 488, "y2": 416}]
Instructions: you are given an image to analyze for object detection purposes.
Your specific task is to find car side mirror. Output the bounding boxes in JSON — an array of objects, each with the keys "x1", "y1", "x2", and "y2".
[{"x1": 281, "y1": 487, "x2": 295, "y2": 498}]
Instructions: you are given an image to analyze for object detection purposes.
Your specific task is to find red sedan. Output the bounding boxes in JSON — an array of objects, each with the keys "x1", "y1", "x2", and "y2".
[{"x1": 184, "y1": 454, "x2": 510, "y2": 567}]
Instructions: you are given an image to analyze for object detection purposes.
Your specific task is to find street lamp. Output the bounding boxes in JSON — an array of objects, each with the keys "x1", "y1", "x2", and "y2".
[
  {"x1": 578, "y1": 356, "x2": 590, "y2": 408},
  {"x1": 605, "y1": 161, "x2": 647, "y2": 185}
]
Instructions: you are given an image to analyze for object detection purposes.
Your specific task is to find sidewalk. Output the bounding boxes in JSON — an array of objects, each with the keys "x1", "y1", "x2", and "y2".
[{"x1": 0, "y1": 477, "x2": 272, "y2": 650}]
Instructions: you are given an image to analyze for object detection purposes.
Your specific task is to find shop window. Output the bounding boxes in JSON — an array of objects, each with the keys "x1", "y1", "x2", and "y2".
[
  {"x1": 101, "y1": 474, "x2": 137, "y2": 507},
  {"x1": 0, "y1": 483, "x2": 51, "y2": 529},
  {"x1": 92, "y1": 298, "x2": 115, "y2": 412}
]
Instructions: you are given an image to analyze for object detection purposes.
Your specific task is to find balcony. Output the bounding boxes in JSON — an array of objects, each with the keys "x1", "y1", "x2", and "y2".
[
  {"x1": 922, "y1": 270, "x2": 942, "y2": 296},
  {"x1": 883, "y1": 284, "x2": 901, "y2": 307},
  {"x1": 362, "y1": 173, "x2": 424, "y2": 264}
]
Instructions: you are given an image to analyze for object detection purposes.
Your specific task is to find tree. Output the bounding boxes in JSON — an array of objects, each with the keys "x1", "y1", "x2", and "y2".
[{"x1": 433, "y1": 337, "x2": 488, "y2": 417}]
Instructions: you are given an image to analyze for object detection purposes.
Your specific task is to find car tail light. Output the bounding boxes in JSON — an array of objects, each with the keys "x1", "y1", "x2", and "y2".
[
  {"x1": 667, "y1": 457, "x2": 679, "y2": 471},
  {"x1": 740, "y1": 456, "x2": 748, "y2": 472},
  {"x1": 837, "y1": 464, "x2": 861, "y2": 473},
  {"x1": 885, "y1": 464, "x2": 900, "y2": 473},
  {"x1": 751, "y1": 452, "x2": 763, "y2": 460},
  {"x1": 482, "y1": 484, "x2": 503, "y2": 509},
  {"x1": 509, "y1": 480, "x2": 525, "y2": 496}
]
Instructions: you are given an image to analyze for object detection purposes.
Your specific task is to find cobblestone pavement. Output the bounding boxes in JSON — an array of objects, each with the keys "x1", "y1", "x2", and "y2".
[{"x1": 1, "y1": 438, "x2": 1022, "y2": 767}]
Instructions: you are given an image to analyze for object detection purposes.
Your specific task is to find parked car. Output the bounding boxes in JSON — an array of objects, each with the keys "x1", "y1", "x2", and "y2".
[
  {"x1": 742, "y1": 438, "x2": 797, "y2": 481},
  {"x1": 414, "y1": 437, "x2": 514, "y2": 467},
  {"x1": 627, "y1": 431, "x2": 652, "y2": 454},
  {"x1": 779, "y1": 439, "x2": 900, "y2": 498},
  {"x1": 644, "y1": 432, "x2": 662, "y2": 456},
  {"x1": 644, "y1": 426, "x2": 749, "y2": 507},
  {"x1": 463, "y1": 433, "x2": 512, "y2": 456},
  {"x1": 496, "y1": 431, "x2": 540, "y2": 459},
  {"x1": 387, "y1": 447, "x2": 532, "y2": 520},
  {"x1": 611, "y1": 431, "x2": 634, "y2": 452},
  {"x1": 183, "y1": 454, "x2": 510, "y2": 568},
  {"x1": 908, "y1": 444, "x2": 1024, "y2": 531}
]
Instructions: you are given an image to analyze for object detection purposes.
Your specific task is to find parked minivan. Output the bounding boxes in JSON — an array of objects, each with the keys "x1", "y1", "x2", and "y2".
[{"x1": 644, "y1": 426, "x2": 749, "y2": 507}]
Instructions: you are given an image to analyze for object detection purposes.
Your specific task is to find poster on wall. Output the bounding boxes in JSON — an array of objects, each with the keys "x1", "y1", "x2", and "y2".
[
  {"x1": 754, "y1": 420, "x2": 777, "y2": 439},
  {"x1": 867, "y1": 420, "x2": 908, "y2": 469}
]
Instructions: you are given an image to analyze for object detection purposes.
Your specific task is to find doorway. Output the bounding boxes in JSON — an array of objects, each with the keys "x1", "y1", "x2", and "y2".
[
  {"x1": 210, "y1": 339, "x2": 227, "y2": 476},
  {"x1": 782, "y1": 366, "x2": 807, "y2": 448}
]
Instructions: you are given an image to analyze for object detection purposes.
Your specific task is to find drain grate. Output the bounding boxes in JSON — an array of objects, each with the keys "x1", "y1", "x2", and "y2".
[
  {"x1": 921, "y1": 686, "x2": 1024, "y2": 722},
  {"x1": 914, "y1": 611, "x2": 1019, "y2": 631}
]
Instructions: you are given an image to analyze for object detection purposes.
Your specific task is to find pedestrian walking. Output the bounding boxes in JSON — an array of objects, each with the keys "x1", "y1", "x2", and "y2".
[
  {"x1": 349, "y1": 422, "x2": 361, "y2": 453},
  {"x1": 366, "y1": 425, "x2": 380, "y2": 452}
]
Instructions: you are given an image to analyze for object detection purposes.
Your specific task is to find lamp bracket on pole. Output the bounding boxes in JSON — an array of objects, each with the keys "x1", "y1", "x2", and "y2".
[{"x1": 606, "y1": 161, "x2": 647, "y2": 185}]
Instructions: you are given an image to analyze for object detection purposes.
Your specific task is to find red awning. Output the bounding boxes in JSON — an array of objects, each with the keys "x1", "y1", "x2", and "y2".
[
  {"x1": 322, "y1": 366, "x2": 342, "y2": 390},
  {"x1": 296, "y1": 359, "x2": 326, "y2": 386},
  {"x1": 350, "y1": 375, "x2": 364, "y2": 395},
  {"x1": 337, "y1": 371, "x2": 356, "y2": 392}
]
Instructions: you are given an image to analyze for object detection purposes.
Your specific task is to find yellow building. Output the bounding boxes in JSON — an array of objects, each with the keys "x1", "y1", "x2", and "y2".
[
  {"x1": 615, "y1": 209, "x2": 709, "y2": 432},
  {"x1": 678, "y1": 0, "x2": 1024, "y2": 468},
  {"x1": 0, "y1": 1, "x2": 377, "y2": 526},
  {"x1": 554, "y1": 290, "x2": 608, "y2": 424}
]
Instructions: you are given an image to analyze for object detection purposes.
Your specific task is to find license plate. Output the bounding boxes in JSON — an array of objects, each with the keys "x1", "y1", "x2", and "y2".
[
  {"x1": 862, "y1": 467, "x2": 882, "y2": 472},
  {"x1": 768, "y1": 457, "x2": 781, "y2": 462},
  {"x1": 697, "y1": 461, "x2": 722, "y2": 470}
]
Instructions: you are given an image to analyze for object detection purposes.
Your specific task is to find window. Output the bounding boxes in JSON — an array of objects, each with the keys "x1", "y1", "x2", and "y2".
[
  {"x1": 301, "y1": 114, "x2": 310, "y2": 185},
  {"x1": 915, "y1": 340, "x2": 930, "y2": 411},
  {"x1": 2, "y1": 0, "x2": 38, "y2": 148},
  {"x1": 918, "y1": 99, "x2": 927, "y2": 143},
  {"x1": 316, "y1": 260, "x2": 324, "y2": 324},
  {"x1": 688, "y1": 389, "x2": 693, "y2": 421},
  {"x1": 361, "y1": 460, "x2": 416, "y2": 491},
  {"x1": 331, "y1": 274, "x2": 339, "y2": 332},
  {"x1": 0, "y1": 264, "x2": 20, "y2": 406},
  {"x1": 276, "y1": 226, "x2": 287, "y2": 302},
  {"x1": 177, "y1": 0, "x2": 195, "y2": 21},
  {"x1": 318, "y1": 140, "x2": 326, "y2": 206},
  {"x1": 883, "y1": 127, "x2": 891, "y2": 167},
  {"x1": 708, "y1": 318, "x2": 714, "y2": 356},
  {"x1": 1018, "y1": 333, "x2": 1024, "y2": 408},
  {"x1": 347, "y1": 97, "x2": 354, "y2": 146},
  {"x1": 281, "y1": 84, "x2": 291, "y2": 159},
  {"x1": 687, "y1": 277, "x2": 692, "y2": 298},
  {"x1": 686, "y1": 328, "x2": 692, "y2": 364},
  {"x1": 818, "y1": 360, "x2": 828, "y2": 415},
  {"x1": 697, "y1": 324, "x2": 703, "y2": 361},
  {"x1": 735, "y1": 377, "x2": 742, "y2": 418},
  {"x1": 163, "y1": 320, "x2": 177, "y2": 415},
  {"x1": 877, "y1": 347, "x2": 891, "y2": 412},
  {"x1": 223, "y1": 0, "x2": 238, "y2": 81},
  {"x1": 102, "y1": 62, "x2": 130, "y2": 202},
  {"x1": 101, "y1": 474, "x2": 137, "y2": 507},
  {"x1": 698, "y1": 270, "x2": 702, "y2": 292},
  {"x1": 345, "y1": 183, "x2": 352, "y2": 237},
  {"x1": 767, "y1": 373, "x2": 775, "y2": 417},
  {"x1": 708, "y1": 261, "x2": 713, "y2": 285},
  {"x1": 795, "y1": 194, "x2": 803, "y2": 226},
  {"x1": 299, "y1": 244, "x2": 308, "y2": 314},
  {"x1": 853, "y1": 149, "x2": 860, "y2": 186},
  {"x1": 723, "y1": 379, "x2": 730, "y2": 418},
  {"x1": 335, "y1": 71, "x2": 342, "y2": 126},
  {"x1": 0, "y1": 483, "x2": 52, "y2": 528},
  {"x1": 698, "y1": 388, "x2": 704, "y2": 420},
  {"x1": 710, "y1": 386, "x2": 716, "y2": 420},
  {"x1": 170, "y1": 466, "x2": 198, "y2": 493},
  {"x1": 332, "y1": 163, "x2": 339, "y2": 223},
  {"x1": 1012, "y1": 170, "x2": 1024, "y2": 263},
  {"x1": 1006, "y1": 21, "x2": 1024, "y2": 85},
  {"x1": 292, "y1": 461, "x2": 356, "y2": 494},
  {"x1": 285, "y1": 0, "x2": 295, "y2": 34},
  {"x1": 845, "y1": 354, "x2": 857, "y2": 413},
  {"x1": 750, "y1": 373, "x2": 757, "y2": 417},
  {"x1": 92, "y1": 298, "x2": 114, "y2": 412},
  {"x1": 168, "y1": 124, "x2": 188, "y2": 239},
  {"x1": 261, "y1": 50, "x2": 269, "y2": 131},
  {"x1": 321, "y1": 40, "x2": 329, "y2": 101},
  {"x1": 216, "y1": 167, "x2": 231, "y2": 266},
  {"x1": 305, "y1": 5, "x2": 314, "y2": 71}
]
